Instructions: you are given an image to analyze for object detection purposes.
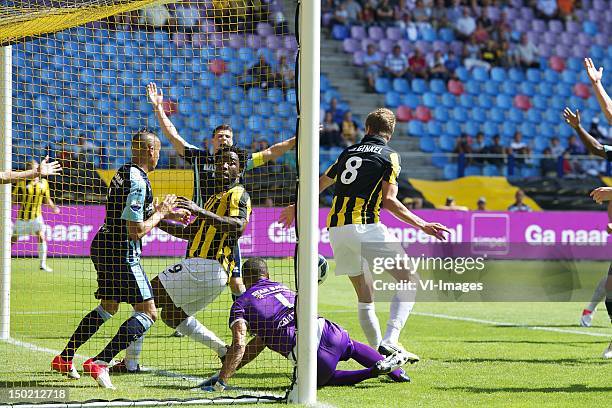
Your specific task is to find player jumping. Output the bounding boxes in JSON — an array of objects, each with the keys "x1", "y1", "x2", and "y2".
[
  {"x1": 199, "y1": 258, "x2": 413, "y2": 392},
  {"x1": 563, "y1": 107, "x2": 612, "y2": 358},
  {"x1": 11, "y1": 159, "x2": 61, "y2": 272},
  {"x1": 113, "y1": 146, "x2": 251, "y2": 372},
  {"x1": 0, "y1": 155, "x2": 61, "y2": 184},
  {"x1": 51, "y1": 130, "x2": 190, "y2": 387},
  {"x1": 280, "y1": 108, "x2": 448, "y2": 359}
]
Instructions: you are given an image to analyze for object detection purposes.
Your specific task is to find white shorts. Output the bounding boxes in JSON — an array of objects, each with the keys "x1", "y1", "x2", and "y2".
[
  {"x1": 329, "y1": 223, "x2": 405, "y2": 277},
  {"x1": 158, "y1": 258, "x2": 228, "y2": 317},
  {"x1": 12, "y1": 216, "x2": 44, "y2": 237}
]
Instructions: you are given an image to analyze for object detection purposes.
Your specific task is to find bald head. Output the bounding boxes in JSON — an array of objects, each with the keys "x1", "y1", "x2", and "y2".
[{"x1": 131, "y1": 129, "x2": 161, "y2": 172}]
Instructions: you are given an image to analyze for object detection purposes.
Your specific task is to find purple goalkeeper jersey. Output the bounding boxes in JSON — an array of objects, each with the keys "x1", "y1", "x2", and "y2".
[{"x1": 229, "y1": 279, "x2": 296, "y2": 358}]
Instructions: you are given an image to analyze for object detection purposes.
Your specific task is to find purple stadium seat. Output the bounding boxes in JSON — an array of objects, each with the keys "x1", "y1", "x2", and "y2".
[
  {"x1": 593, "y1": 0, "x2": 606, "y2": 11},
  {"x1": 560, "y1": 32, "x2": 574, "y2": 47},
  {"x1": 172, "y1": 33, "x2": 188, "y2": 48},
  {"x1": 368, "y1": 26, "x2": 385, "y2": 41},
  {"x1": 510, "y1": 0, "x2": 524, "y2": 7},
  {"x1": 266, "y1": 35, "x2": 282, "y2": 50},
  {"x1": 520, "y1": 7, "x2": 534, "y2": 20},
  {"x1": 284, "y1": 36, "x2": 298, "y2": 51},
  {"x1": 351, "y1": 26, "x2": 367, "y2": 40},
  {"x1": 515, "y1": 19, "x2": 530, "y2": 32},
  {"x1": 228, "y1": 33, "x2": 244, "y2": 49},
  {"x1": 415, "y1": 40, "x2": 432, "y2": 54},
  {"x1": 532, "y1": 19, "x2": 546, "y2": 33},
  {"x1": 257, "y1": 23, "x2": 274, "y2": 37},
  {"x1": 247, "y1": 34, "x2": 262, "y2": 49},
  {"x1": 450, "y1": 41, "x2": 463, "y2": 55},
  {"x1": 398, "y1": 39, "x2": 413, "y2": 54},
  {"x1": 566, "y1": 20, "x2": 580, "y2": 34},
  {"x1": 486, "y1": 6, "x2": 501, "y2": 21},
  {"x1": 386, "y1": 27, "x2": 403, "y2": 41},
  {"x1": 577, "y1": 32, "x2": 592, "y2": 48},
  {"x1": 343, "y1": 39, "x2": 361, "y2": 53},
  {"x1": 542, "y1": 31, "x2": 556, "y2": 46},
  {"x1": 353, "y1": 51, "x2": 365, "y2": 66},
  {"x1": 505, "y1": 8, "x2": 519, "y2": 21},
  {"x1": 554, "y1": 44, "x2": 570, "y2": 59},
  {"x1": 594, "y1": 33, "x2": 608, "y2": 48},
  {"x1": 548, "y1": 20, "x2": 563, "y2": 34},
  {"x1": 432, "y1": 41, "x2": 449, "y2": 53},
  {"x1": 570, "y1": 44, "x2": 584, "y2": 58},
  {"x1": 361, "y1": 39, "x2": 375, "y2": 51},
  {"x1": 379, "y1": 39, "x2": 394, "y2": 54}
]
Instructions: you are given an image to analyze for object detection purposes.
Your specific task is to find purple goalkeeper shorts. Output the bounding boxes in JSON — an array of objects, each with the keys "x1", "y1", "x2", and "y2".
[{"x1": 317, "y1": 319, "x2": 354, "y2": 386}]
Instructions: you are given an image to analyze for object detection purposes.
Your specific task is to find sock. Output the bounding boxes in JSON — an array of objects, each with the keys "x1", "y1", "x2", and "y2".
[
  {"x1": 349, "y1": 340, "x2": 404, "y2": 381},
  {"x1": 61, "y1": 305, "x2": 112, "y2": 360},
  {"x1": 606, "y1": 298, "x2": 612, "y2": 324},
  {"x1": 383, "y1": 293, "x2": 415, "y2": 345},
  {"x1": 95, "y1": 312, "x2": 153, "y2": 363},
  {"x1": 326, "y1": 368, "x2": 374, "y2": 386},
  {"x1": 586, "y1": 277, "x2": 607, "y2": 312},
  {"x1": 357, "y1": 302, "x2": 382, "y2": 348},
  {"x1": 124, "y1": 330, "x2": 145, "y2": 371},
  {"x1": 177, "y1": 316, "x2": 227, "y2": 357},
  {"x1": 38, "y1": 241, "x2": 48, "y2": 266}
]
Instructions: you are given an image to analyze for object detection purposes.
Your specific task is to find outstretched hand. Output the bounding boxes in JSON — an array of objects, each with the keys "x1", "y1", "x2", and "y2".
[
  {"x1": 584, "y1": 57, "x2": 603, "y2": 83},
  {"x1": 39, "y1": 155, "x2": 62, "y2": 177},
  {"x1": 147, "y1": 82, "x2": 164, "y2": 107},
  {"x1": 175, "y1": 196, "x2": 203, "y2": 215},
  {"x1": 279, "y1": 204, "x2": 296, "y2": 227},
  {"x1": 563, "y1": 107, "x2": 580, "y2": 129},
  {"x1": 155, "y1": 194, "x2": 178, "y2": 217},
  {"x1": 590, "y1": 187, "x2": 612, "y2": 204},
  {"x1": 420, "y1": 222, "x2": 450, "y2": 241}
]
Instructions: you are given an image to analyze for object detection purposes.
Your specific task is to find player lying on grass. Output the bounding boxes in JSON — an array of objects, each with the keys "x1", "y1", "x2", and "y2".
[
  {"x1": 0, "y1": 155, "x2": 61, "y2": 184},
  {"x1": 199, "y1": 258, "x2": 415, "y2": 392},
  {"x1": 52, "y1": 130, "x2": 190, "y2": 387},
  {"x1": 11, "y1": 159, "x2": 60, "y2": 272},
  {"x1": 280, "y1": 108, "x2": 449, "y2": 359},
  {"x1": 111, "y1": 146, "x2": 252, "y2": 372},
  {"x1": 148, "y1": 82, "x2": 295, "y2": 299},
  {"x1": 563, "y1": 107, "x2": 612, "y2": 358}
]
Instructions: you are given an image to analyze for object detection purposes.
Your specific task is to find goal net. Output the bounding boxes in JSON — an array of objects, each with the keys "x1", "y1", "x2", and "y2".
[{"x1": 1, "y1": 0, "x2": 304, "y2": 404}]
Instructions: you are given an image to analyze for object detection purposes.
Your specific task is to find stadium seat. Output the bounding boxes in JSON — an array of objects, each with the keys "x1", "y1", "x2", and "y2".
[
  {"x1": 496, "y1": 94, "x2": 513, "y2": 109},
  {"x1": 488, "y1": 107, "x2": 505, "y2": 123},
  {"x1": 375, "y1": 77, "x2": 391, "y2": 93},
  {"x1": 393, "y1": 78, "x2": 410, "y2": 93},
  {"x1": 465, "y1": 80, "x2": 480, "y2": 95},
  {"x1": 414, "y1": 106, "x2": 432, "y2": 122},
  {"x1": 568, "y1": 95, "x2": 586, "y2": 111},
  {"x1": 445, "y1": 120, "x2": 462, "y2": 137},
  {"x1": 472, "y1": 67, "x2": 489, "y2": 82},
  {"x1": 483, "y1": 122, "x2": 499, "y2": 137},
  {"x1": 331, "y1": 25, "x2": 349, "y2": 40},
  {"x1": 440, "y1": 93, "x2": 456, "y2": 109},
  {"x1": 483, "y1": 165, "x2": 500, "y2": 176},
  {"x1": 396, "y1": 105, "x2": 413, "y2": 122},
  {"x1": 548, "y1": 56, "x2": 565, "y2": 72},
  {"x1": 430, "y1": 79, "x2": 446, "y2": 95},
  {"x1": 454, "y1": 66, "x2": 469, "y2": 82},
  {"x1": 508, "y1": 108, "x2": 524, "y2": 123},
  {"x1": 514, "y1": 95, "x2": 532, "y2": 111},
  {"x1": 526, "y1": 109, "x2": 541, "y2": 124},
  {"x1": 459, "y1": 93, "x2": 475, "y2": 108},
  {"x1": 403, "y1": 93, "x2": 420, "y2": 109},
  {"x1": 465, "y1": 122, "x2": 480, "y2": 136},
  {"x1": 447, "y1": 79, "x2": 464, "y2": 95},
  {"x1": 465, "y1": 166, "x2": 482, "y2": 176},
  {"x1": 350, "y1": 26, "x2": 366, "y2": 40},
  {"x1": 471, "y1": 107, "x2": 487, "y2": 123},
  {"x1": 419, "y1": 136, "x2": 436, "y2": 153},
  {"x1": 561, "y1": 70, "x2": 577, "y2": 85},
  {"x1": 573, "y1": 83, "x2": 591, "y2": 99},
  {"x1": 411, "y1": 79, "x2": 427, "y2": 94},
  {"x1": 423, "y1": 92, "x2": 438, "y2": 109},
  {"x1": 490, "y1": 67, "x2": 507, "y2": 82},
  {"x1": 451, "y1": 106, "x2": 468, "y2": 122},
  {"x1": 477, "y1": 94, "x2": 494, "y2": 109},
  {"x1": 508, "y1": 68, "x2": 526, "y2": 82},
  {"x1": 433, "y1": 106, "x2": 449, "y2": 121},
  {"x1": 408, "y1": 120, "x2": 425, "y2": 136},
  {"x1": 385, "y1": 91, "x2": 402, "y2": 108},
  {"x1": 427, "y1": 121, "x2": 443, "y2": 137},
  {"x1": 439, "y1": 135, "x2": 455, "y2": 152},
  {"x1": 443, "y1": 164, "x2": 457, "y2": 180},
  {"x1": 439, "y1": 28, "x2": 455, "y2": 43},
  {"x1": 526, "y1": 68, "x2": 542, "y2": 83}
]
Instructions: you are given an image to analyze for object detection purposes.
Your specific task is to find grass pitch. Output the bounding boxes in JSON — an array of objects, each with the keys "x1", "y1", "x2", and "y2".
[{"x1": 1, "y1": 257, "x2": 610, "y2": 407}]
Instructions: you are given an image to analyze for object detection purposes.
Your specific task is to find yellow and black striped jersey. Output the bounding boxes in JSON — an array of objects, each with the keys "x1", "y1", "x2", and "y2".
[
  {"x1": 13, "y1": 178, "x2": 51, "y2": 221},
  {"x1": 325, "y1": 135, "x2": 400, "y2": 228},
  {"x1": 186, "y1": 183, "x2": 252, "y2": 272}
]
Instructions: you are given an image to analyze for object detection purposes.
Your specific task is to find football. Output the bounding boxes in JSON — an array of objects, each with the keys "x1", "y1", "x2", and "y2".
[{"x1": 318, "y1": 254, "x2": 329, "y2": 285}]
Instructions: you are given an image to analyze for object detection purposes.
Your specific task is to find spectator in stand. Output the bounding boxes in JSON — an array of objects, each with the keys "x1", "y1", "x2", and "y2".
[
  {"x1": 170, "y1": 1, "x2": 201, "y2": 35},
  {"x1": 322, "y1": 0, "x2": 337, "y2": 18},
  {"x1": 508, "y1": 190, "x2": 532, "y2": 212},
  {"x1": 454, "y1": 7, "x2": 477, "y2": 41},
  {"x1": 534, "y1": 0, "x2": 560, "y2": 20},
  {"x1": 409, "y1": 48, "x2": 429, "y2": 79},
  {"x1": 550, "y1": 137, "x2": 565, "y2": 157},
  {"x1": 278, "y1": 55, "x2": 295, "y2": 92},
  {"x1": 580, "y1": 152, "x2": 604, "y2": 177},
  {"x1": 476, "y1": 197, "x2": 487, "y2": 211},
  {"x1": 412, "y1": 0, "x2": 433, "y2": 31},
  {"x1": 340, "y1": 111, "x2": 360, "y2": 146},
  {"x1": 139, "y1": 4, "x2": 171, "y2": 30},
  {"x1": 331, "y1": 2, "x2": 349, "y2": 26},
  {"x1": 589, "y1": 116, "x2": 608, "y2": 142},
  {"x1": 557, "y1": 0, "x2": 576, "y2": 19},
  {"x1": 394, "y1": 0, "x2": 414, "y2": 21},
  {"x1": 321, "y1": 111, "x2": 342, "y2": 147},
  {"x1": 384, "y1": 45, "x2": 411, "y2": 80},
  {"x1": 540, "y1": 147, "x2": 558, "y2": 177},
  {"x1": 326, "y1": 97, "x2": 345, "y2": 124},
  {"x1": 397, "y1": 13, "x2": 419, "y2": 42},
  {"x1": 446, "y1": 0, "x2": 463, "y2": 23},
  {"x1": 498, "y1": 40, "x2": 514, "y2": 68},
  {"x1": 484, "y1": 134, "x2": 504, "y2": 166},
  {"x1": 427, "y1": 50, "x2": 450, "y2": 80},
  {"x1": 517, "y1": 33, "x2": 540, "y2": 68},
  {"x1": 361, "y1": 1, "x2": 377, "y2": 26},
  {"x1": 440, "y1": 196, "x2": 469, "y2": 211},
  {"x1": 376, "y1": 0, "x2": 395, "y2": 25},
  {"x1": 481, "y1": 40, "x2": 500, "y2": 66},
  {"x1": 508, "y1": 131, "x2": 530, "y2": 164},
  {"x1": 363, "y1": 44, "x2": 384, "y2": 92},
  {"x1": 462, "y1": 37, "x2": 491, "y2": 70},
  {"x1": 472, "y1": 132, "x2": 486, "y2": 164},
  {"x1": 241, "y1": 54, "x2": 281, "y2": 90},
  {"x1": 55, "y1": 139, "x2": 74, "y2": 169},
  {"x1": 473, "y1": 20, "x2": 490, "y2": 44},
  {"x1": 75, "y1": 134, "x2": 98, "y2": 165},
  {"x1": 344, "y1": 0, "x2": 363, "y2": 25},
  {"x1": 431, "y1": 0, "x2": 449, "y2": 29},
  {"x1": 453, "y1": 134, "x2": 472, "y2": 154},
  {"x1": 444, "y1": 50, "x2": 460, "y2": 74},
  {"x1": 566, "y1": 134, "x2": 586, "y2": 155}
]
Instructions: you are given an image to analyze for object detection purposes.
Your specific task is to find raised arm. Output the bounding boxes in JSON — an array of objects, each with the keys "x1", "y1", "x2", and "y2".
[
  {"x1": 157, "y1": 220, "x2": 199, "y2": 241},
  {"x1": 584, "y1": 58, "x2": 612, "y2": 123},
  {"x1": 250, "y1": 137, "x2": 296, "y2": 169},
  {"x1": 176, "y1": 196, "x2": 247, "y2": 235},
  {"x1": 147, "y1": 82, "x2": 190, "y2": 157},
  {"x1": 563, "y1": 108, "x2": 607, "y2": 158},
  {"x1": 0, "y1": 156, "x2": 61, "y2": 184}
]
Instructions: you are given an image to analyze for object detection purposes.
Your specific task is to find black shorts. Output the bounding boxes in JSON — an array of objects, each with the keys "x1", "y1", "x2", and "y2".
[{"x1": 91, "y1": 253, "x2": 153, "y2": 305}]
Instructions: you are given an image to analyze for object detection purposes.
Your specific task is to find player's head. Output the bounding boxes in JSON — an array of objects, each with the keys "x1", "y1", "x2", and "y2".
[
  {"x1": 477, "y1": 197, "x2": 486, "y2": 210},
  {"x1": 365, "y1": 108, "x2": 396, "y2": 141},
  {"x1": 515, "y1": 189, "x2": 525, "y2": 203},
  {"x1": 131, "y1": 129, "x2": 161, "y2": 171},
  {"x1": 445, "y1": 196, "x2": 455, "y2": 206},
  {"x1": 215, "y1": 145, "x2": 247, "y2": 186},
  {"x1": 242, "y1": 257, "x2": 270, "y2": 288},
  {"x1": 211, "y1": 124, "x2": 234, "y2": 153}
]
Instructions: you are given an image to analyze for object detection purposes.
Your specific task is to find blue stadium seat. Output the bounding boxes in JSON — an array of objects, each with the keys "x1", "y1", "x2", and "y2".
[
  {"x1": 496, "y1": 94, "x2": 513, "y2": 109},
  {"x1": 375, "y1": 77, "x2": 391, "y2": 93},
  {"x1": 432, "y1": 154, "x2": 448, "y2": 168},
  {"x1": 526, "y1": 69, "x2": 542, "y2": 83},
  {"x1": 568, "y1": 95, "x2": 586, "y2": 111},
  {"x1": 561, "y1": 70, "x2": 577, "y2": 85},
  {"x1": 256, "y1": 101, "x2": 274, "y2": 117},
  {"x1": 267, "y1": 88, "x2": 284, "y2": 103},
  {"x1": 532, "y1": 95, "x2": 548, "y2": 111},
  {"x1": 472, "y1": 67, "x2": 489, "y2": 82},
  {"x1": 542, "y1": 108, "x2": 559, "y2": 124},
  {"x1": 403, "y1": 93, "x2": 420, "y2": 109},
  {"x1": 508, "y1": 108, "x2": 524, "y2": 123},
  {"x1": 519, "y1": 82, "x2": 535, "y2": 96},
  {"x1": 483, "y1": 165, "x2": 500, "y2": 176},
  {"x1": 542, "y1": 69, "x2": 560, "y2": 84},
  {"x1": 459, "y1": 94, "x2": 475, "y2": 108},
  {"x1": 248, "y1": 115, "x2": 265, "y2": 132},
  {"x1": 483, "y1": 81, "x2": 499, "y2": 96},
  {"x1": 490, "y1": 67, "x2": 507, "y2": 82},
  {"x1": 419, "y1": 136, "x2": 436, "y2": 153},
  {"x1": 520, "y1": 122, "x2": 536, "y2": 137},
  {"x1": 421, "y1": 27, "x2": 437, "y2": 41},
  {"x1": 554, "y1": 82, "x2": 573, "y2": 98},
  {"x1": 393, "y1": 78, "x2": 410, "y2": 93},
  {"x1": 483, "y1": 122, "x2": 499, "y2": 137},
  {"x1": 408, "y1": 121, "x2": 425, "y2": 137},
  {"x1": 471, "y1": 107, "x2": 487, "y2": 123},
  {"x1": 526, "y1": 109, "x2": 541, "y2": 124},
  {"x1": 411, "y1": 79, "x2": 427, "y2": 94},
  {"x1": 331, "y1": 24, "x2": 350, "y2": 40},
  {"x1": 385, "y1": 91, "x2": 401, "y2": 107},
  {"x1": 501, "y1": 122, "x2": 517, "y2": 138},
  {"x1": 220, "y1": 48, "x2": 238, "y2": 62},
  {"x1": 445, "y1": 120, "x2": 462, "y2": 137},
  {"x1": 423, "y1": 92, "x2": 438, "y2": 108},
  {"x1": 477, "y1": 94, "x2": 493, "y2": 109},
  {"x1": 465, "y1": 80, "x2": 480, "y2": 95},
  {"x1": 501, "y1": 81, "x2": 517, "y2": 95},
  {"x1": 287, "y1": 89, "x2": 297, "y2": 104},
  {"x1": 534, "y1": 136, "x2": 549, "y2": 152},
  {"x1": 566, "y1": 57, "x2": 582, "y2": 72},
  {"x1": 238, "y1": 47, "x2": 256, "y2": 63},
  {"x1": 430, "y1": 79, "x2": 446, "y2": 94},
  {"x1": 455, "y1": 66, "x2": 469, "y2": 82},
  {"x1": 439, "y1": 135, "x2": 455, "y2": 152},
  {"x1": 465, "y1": 122, "x2": 480, "y2": 135},
  {"x1": 441, "y1": 93, "x2": 456, "y2": 108},
  {"x1": 433, "y1": 106, "x2": 449, "y2": 121},
  {"x1": 548, "y1": 95, "x2": 566, "y2": 110},
  {"x1": 557, "y1": 123, "x2": 573, "y2": 138},
  {"x1": 443, "y1": 164, "x2": 457, "y2": 179},
  {"x1": 488, "y1": 108, "x2": 505, "y2": 123},
  {"x1": 452, "y1": 106, "x2": 468, "y2": 122},
  {"x1": 465, "y1": 165, "x2": 482, "y2": 176},
  {"x1": 439, "y1": 27, "x2": 455, "y2": 42},
  {"x1": 427, "y1": 121, "x2": 442, "y2": 137},
  {"x1": 508, "y1": 68, "x2": 526, "y2": 82}
]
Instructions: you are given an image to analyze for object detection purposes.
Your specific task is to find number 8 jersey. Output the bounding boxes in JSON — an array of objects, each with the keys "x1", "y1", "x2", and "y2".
[{"x1": 324, "y1": 135, "x2": 401, "y2": 228}]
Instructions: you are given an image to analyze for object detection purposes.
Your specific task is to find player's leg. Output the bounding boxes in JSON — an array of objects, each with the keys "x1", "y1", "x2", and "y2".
[
  {"x1": 603, "y1": 273, "x2": 612, "y2": 358},
  {"x1": 580, "y1": 272, "x2": 608, "y2": 327},
  {"x1": 36, "y1": 217, "x2": 51, "y2": 271},
  {"x1": 229, "y1": 243, "x2": 246, "y2": 299},
  {"x1": 330, "y1": 225, "x2": 383, "y2": 348}
]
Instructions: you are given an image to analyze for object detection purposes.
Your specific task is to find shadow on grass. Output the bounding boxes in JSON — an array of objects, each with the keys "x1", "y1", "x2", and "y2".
[
  {"x1": 458, "y1": 340, "x2": 602, "y2": 345},
  {"x1": 493, "y1": 324, "x2": 611, "y2": 329},
  {"x1": 433, "y1": 357, "x2": 609, "y2": 365},
  {"x1": 435, "y1": 384, "x2": 612, "y2": 394}
]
